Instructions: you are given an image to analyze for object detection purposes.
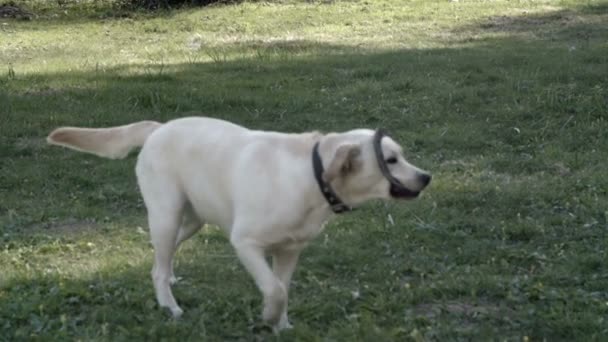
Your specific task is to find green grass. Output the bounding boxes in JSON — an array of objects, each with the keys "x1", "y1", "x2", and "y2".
[{"x1": 1, "y1": 0, "x2": 608, "y2": 340}]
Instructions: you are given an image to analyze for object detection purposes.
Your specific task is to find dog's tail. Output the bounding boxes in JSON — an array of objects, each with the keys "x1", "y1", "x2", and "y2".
[{"x1": 47, "y1": 120, "x2": 162, "y2": 159}]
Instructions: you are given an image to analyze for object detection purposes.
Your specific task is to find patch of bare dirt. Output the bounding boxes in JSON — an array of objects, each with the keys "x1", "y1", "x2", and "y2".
[
  {"x1": 35, "y1": 219, "x2": 100, "y2": 236},
  {"x1": 23, "y1": 87, "x2": 73, "y2": 97},
  {"x1": 480, "y1": 11, "x2": 576, "y2": 32},
  {"x1": 413, "y1": 300, "x2": 509, "y2": 319}
]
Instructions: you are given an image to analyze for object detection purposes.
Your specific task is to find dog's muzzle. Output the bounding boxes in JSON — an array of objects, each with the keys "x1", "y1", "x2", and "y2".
[{"x1": 373, "y1": 129, "x2": 431, "y2": 199}]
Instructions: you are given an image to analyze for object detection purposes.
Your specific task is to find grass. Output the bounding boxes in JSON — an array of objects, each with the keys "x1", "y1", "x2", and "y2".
[{"x1": 1, "y1": 0, "x2": 608, "y2": 340}]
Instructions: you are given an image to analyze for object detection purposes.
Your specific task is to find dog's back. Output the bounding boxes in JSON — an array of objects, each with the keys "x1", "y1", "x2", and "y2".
[{"x1": 135, "y1": 117, "x2": 320, "y2": 231}]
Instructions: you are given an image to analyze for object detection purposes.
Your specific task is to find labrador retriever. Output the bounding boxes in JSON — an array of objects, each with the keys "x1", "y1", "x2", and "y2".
[{"x1": 47, "y1": 116, "x2": 431, "y2": 331}]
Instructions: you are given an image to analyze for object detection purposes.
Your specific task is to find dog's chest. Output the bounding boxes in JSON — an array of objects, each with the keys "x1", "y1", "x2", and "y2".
[
  {"x1": 275, "y1": 207, "x2": 330, "y2": 246},
  {"x1": 291, "y1": 221, "x2": 327, "y2": 243}
]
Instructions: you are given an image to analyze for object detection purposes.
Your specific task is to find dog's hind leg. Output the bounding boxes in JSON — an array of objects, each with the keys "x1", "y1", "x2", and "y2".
[
  {"x1": 148, "y1": 206, "x2": 184, "y2": 318},
  {"x1": 170, "y1": 203, "x2": 203, "y2": 284},
  {"x1": 139, "y1": 170, "x2": 185, "y2": 318},
  {"x1": 148, "y1": 204, "x2": 184, "y2": 318},
  {"x1": 175, "y1": 202, "x2": 203, "y2": 248}
]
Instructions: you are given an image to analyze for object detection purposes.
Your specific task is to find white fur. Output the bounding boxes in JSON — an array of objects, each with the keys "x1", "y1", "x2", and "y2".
[{"x1": 47, "y1": 116, "x2": 430, "y2": 331}]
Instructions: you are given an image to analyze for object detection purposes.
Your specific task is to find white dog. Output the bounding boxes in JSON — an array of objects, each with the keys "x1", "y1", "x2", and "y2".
[{"x1": 47, "y1": 116, "x2": 431, "y2": 331}]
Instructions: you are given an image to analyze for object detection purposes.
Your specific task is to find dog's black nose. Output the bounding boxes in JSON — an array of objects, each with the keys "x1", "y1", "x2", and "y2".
[{"x1": 419, "y1": 173, "x2": 432, "y2": 187}]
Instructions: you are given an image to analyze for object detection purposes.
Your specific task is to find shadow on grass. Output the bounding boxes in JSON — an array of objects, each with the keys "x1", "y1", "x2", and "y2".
[
  {"x1": 2, "y1": 2, "x2": 607, "y2": 230},
  {"x1": 1, "y1": 1, "x2": 606, "y2": 235},
  {"x1": 3, "y1": 36, "x2": 606, "y2": 143}
]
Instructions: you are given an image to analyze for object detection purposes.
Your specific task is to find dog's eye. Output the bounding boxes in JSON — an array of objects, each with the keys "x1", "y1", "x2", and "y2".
[{"x1": 386, "y1": 157, "x2": 398, "y2": 164}]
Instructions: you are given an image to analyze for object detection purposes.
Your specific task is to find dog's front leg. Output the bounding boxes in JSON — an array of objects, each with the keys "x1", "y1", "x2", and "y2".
[
  {"x1": 231, "y1": 238, "x2": 286, "y2": 329},
  {"x1": 272, "y1": 248, "x2": 302, "y2": 331}
]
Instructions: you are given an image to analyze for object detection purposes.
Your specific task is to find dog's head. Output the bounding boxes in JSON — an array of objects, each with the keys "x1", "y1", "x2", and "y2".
[{"x1": 321, "y1": 129, "x2": 431, "y2": 206}]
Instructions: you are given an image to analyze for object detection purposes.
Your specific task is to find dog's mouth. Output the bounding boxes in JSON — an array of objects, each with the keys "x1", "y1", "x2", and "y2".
[{"x1": 389, "y1": 184, "x2": 420, "y2": 199}]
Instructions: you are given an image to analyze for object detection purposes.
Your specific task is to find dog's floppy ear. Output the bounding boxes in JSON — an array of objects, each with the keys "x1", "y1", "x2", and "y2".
[{"x1": 323, "y1": 143, "x2": 362, "y2": 182}]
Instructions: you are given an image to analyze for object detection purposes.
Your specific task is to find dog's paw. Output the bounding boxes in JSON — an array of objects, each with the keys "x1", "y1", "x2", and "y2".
[
  {"x1": 273, "y1": 320, "x2": 293, "y2": 333},
  {"x1": 262, "y1": 303, "x2": 283, "y2": 326},
  {"x1": 262, "y1": 283, "x2": 287, "y2": 325},
  {"x1": 169, "y1": 306, "x2": 184, "y2": 319}
]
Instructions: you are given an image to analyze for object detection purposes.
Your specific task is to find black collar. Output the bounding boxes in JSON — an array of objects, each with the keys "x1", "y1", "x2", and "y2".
[
  {"x1": 312, "y1": 141, "x2": 352, "y2": 214},
  {"x1": 312, "y1": 129, "x2": 406, "y2": 214}
]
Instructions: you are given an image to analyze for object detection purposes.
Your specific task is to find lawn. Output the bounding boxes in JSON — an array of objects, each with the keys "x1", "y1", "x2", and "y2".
[{"x1": 1, "y1": 0, "x2": 607, "y2": 340}]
